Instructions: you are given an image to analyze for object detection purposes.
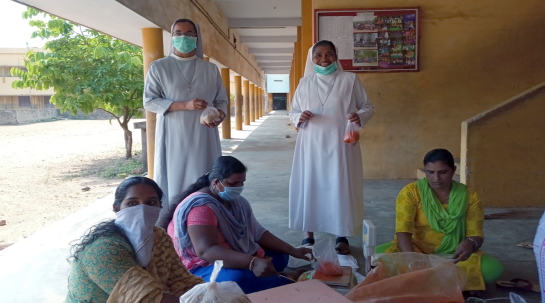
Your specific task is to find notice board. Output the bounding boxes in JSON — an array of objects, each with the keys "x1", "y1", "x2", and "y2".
[{"x1": 315, "y1": 8, "x2": 420, "y2": 72}]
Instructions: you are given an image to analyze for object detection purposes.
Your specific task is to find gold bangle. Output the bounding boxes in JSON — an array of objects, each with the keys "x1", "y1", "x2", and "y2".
[{"x1": 249, "y1": 257, "x2": 257, "y2": 270}]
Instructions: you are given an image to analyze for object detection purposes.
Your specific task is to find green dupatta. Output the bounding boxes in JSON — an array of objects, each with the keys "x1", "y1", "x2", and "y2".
[{"x1": 417, "y1": 178, "x2": 469, "y2": 254}]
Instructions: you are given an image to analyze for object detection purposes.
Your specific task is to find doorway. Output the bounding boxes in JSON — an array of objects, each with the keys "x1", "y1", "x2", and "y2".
[{"x1": 272, "y1": 93, "x2": 287, "y2": 110}]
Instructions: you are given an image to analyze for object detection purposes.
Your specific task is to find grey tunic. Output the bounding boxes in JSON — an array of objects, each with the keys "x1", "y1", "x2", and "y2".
[{"x1": 144, "y1": 54, "x2": 228, "y2": 228}]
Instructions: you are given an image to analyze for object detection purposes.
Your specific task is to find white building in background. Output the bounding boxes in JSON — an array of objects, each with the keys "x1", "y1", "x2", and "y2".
[
  {"x1": 0, "y1": 48, "x2": 56, "y2": 124},
  {"x1": 0, "y1": 48, "x2": 55, "y2": 109},
  {"x1": 266, "y1": 74, "x2": 289, "y2": 110}
]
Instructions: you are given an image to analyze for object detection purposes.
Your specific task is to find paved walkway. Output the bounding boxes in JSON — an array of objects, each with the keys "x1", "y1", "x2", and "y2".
[{"x1": 0, "y1": 110, "x2": 541, "y2": 302}]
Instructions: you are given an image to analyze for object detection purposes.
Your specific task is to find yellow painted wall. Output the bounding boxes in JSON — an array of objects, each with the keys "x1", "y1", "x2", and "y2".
[
  {"x1": 312, "y1": 0, "x2": 545, "y2": 178},
  {"x1": 461, "y1": 83, "x2": 545, "y2": 207},
  {"x1": 116, "y1": 0, "x2": 264, "y2": 87}
]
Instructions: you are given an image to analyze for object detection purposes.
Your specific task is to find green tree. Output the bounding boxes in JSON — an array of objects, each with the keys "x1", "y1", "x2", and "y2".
[{"x1": 11, "y1": 8, "x2": 144, "y2": 159}]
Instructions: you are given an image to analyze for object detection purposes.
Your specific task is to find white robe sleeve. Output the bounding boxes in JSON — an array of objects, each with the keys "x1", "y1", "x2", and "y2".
[
  {"x1": 143, "y1": 63, "x2": 174, "y2": 116},
  {"x1": 353, "y1": 77, "x2": 374, "y2": 127},
  {"x1": 212, "y1": 69, "x2": 228, "y2": 114},
  {"x1": 288, "y1": 83, "x2": 305, "y2": 128}
]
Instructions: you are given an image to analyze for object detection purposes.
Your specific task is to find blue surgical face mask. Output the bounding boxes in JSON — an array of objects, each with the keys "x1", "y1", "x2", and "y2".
[
  {"x1": 172, "y1": 35, "x2": 197, "y2": 54},
  {"x1": 218, "y1": 180, "x2": 244, "y2": 201},
  {"x1": 314, "y1": 61, "x2": 338, "y2": 75}
]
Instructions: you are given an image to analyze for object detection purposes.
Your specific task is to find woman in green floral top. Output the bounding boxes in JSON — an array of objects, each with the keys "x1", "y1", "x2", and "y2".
[{"x1": 66, "y1": 177, "x2": 203, "y2": 303}]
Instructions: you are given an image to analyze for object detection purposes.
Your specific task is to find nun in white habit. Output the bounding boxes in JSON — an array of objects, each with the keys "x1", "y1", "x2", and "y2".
[
  {"x1": 288, "y1": 40, "x2": 374, "y2": 254},
  {"x1": 144, "y1": 19, "x2": 228, "y2": 228}
]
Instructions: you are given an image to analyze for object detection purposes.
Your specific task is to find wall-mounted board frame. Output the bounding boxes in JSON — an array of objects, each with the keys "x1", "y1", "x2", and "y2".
[{"x1": 314, "y1": 8, "x2": 420, "y2": 72}]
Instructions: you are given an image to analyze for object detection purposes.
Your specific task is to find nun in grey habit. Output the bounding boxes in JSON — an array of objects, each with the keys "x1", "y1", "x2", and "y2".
[{"x1": 143, "y1": 19, "x2": 228, "y2": 228}]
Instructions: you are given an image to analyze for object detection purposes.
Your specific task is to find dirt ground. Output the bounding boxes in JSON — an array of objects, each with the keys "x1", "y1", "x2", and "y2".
[{"x1": 0, "y1": 118, "x2": 145, "y2": 249}]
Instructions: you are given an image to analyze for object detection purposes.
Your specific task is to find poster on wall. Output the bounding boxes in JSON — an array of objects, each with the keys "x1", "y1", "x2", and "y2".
[{"x1": 315, "y1": 8, "x2": 420, "y2": 72}]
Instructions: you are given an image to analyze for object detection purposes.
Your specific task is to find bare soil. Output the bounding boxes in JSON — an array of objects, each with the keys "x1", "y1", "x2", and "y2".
[{"x1": 0, "y1": 118, "x2": 144, "y2": 249}]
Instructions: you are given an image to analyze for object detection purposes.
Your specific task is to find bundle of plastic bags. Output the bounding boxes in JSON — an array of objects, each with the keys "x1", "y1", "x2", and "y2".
[
  {"x1": 200, "y1": 106, "x2": 220, "y2": 125},
  {"x1": 180, "y1": 260, "x2": 251, "y2": 303},
  {"x1": 345, "y1": 252, "x2": 466, "y2": 303}
]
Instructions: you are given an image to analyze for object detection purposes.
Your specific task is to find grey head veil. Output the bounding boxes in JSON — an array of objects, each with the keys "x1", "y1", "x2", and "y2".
[{"x1": 169, "y1": 18, "x2": 204, "y2": 59}]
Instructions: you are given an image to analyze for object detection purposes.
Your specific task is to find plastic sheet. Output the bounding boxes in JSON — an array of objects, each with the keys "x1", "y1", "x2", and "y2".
[{"x1": 345, "y1": 252, "x2": 466, "y2": 303}]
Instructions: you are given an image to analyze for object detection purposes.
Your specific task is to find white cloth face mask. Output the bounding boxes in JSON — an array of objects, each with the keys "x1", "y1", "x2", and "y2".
[{"x1": 115, "y1": 204, "x2": 161, "y2": 267}]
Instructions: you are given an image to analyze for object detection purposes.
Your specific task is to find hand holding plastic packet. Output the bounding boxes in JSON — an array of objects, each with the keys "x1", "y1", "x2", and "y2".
[
  {"x1": 180, "y1": 260, "x2": 251, "y2": 303},
  {"x1": 313, "y1": 237, "x2": 343, "y2": 276},
  {"x1": 200, "y1": 106, "x2": 221, "y2": 125},
  {"x1": 343, "y1": 120, "x2": 361, "y2": 146}
]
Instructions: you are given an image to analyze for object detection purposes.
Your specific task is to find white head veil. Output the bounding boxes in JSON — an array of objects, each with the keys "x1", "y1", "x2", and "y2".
[
  {"x1": 304, "y1": 40, "x2": 344, "y2": 77},
  {"x1": 169, "y1": 19, "x2": 204, "y2": 59}
]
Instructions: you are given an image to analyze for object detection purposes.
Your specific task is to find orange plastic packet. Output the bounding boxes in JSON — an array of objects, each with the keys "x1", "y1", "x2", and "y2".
[{"x1": 344, "y1": 120, "x2": 361, "y2": 146}]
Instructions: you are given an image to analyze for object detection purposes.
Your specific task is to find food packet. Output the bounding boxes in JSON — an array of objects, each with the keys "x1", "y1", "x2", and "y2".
[
  {"x1": 180, "y1": 260, "x2": 251, "y2": 303},
  {"x1": 343, "y1": 120, "x2": 361, "y2": 146},
  {"x1": 200, "y1": 106, "x2": 220, "y2": 125},
  {"x1": 313, "y1": 238, "x2": 343, "y2": 276}
]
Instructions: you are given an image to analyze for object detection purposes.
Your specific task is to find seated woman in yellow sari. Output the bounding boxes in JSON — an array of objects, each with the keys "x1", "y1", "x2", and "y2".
[
  {"x1": 66, "y1": 177, "x2": 203, "y2": 303},
  {"x1": 376, "y1": 149, "x2": 503, "y2": 291}
]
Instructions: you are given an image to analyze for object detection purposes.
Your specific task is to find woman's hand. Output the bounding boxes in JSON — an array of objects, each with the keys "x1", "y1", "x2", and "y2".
[
  {"x1": 347, "y1": 112, "x2": 361, "y2": 127},
  {"x1": 186, "y1": 98, "x2": 208, "y2": 110},
  {"x1": 452, "y1": 239, "x2": 474, "y2": 263},
  {"x1": 299, "y1": 110, "x2": 314, "y2": 123},
  {"x1": 251, "y1": 258, "x2": 278, "y2": 277},
  {"x1": 290, "y1": 247, "x2": 313, "y2": 261},
  {"x1": 203, "y1": 110, "x2": 226, "y2": 128}
]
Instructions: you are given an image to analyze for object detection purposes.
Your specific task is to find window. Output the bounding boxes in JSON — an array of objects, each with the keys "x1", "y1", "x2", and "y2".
[
  {"x1": 44, "y1": 96, "x2": 54, "y2": 108},
  {"x1": 18, "y1": 96, "x2": 31, "y2": 108},
  {"x1": 2, "y1": 66, "x2": 27, "y2": 77}
]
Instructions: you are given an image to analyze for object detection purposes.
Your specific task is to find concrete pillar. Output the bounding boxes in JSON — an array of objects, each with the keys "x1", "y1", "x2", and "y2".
[
  {"x1": 301, "y1": 0, "x2": 313, "y2": 71},
  {"x1": 296, "y1": 26, "x2": 302, "y2": 86},
  {"x1": 243, "y1": 80, "x2": 250, "y2": 125},
  {"x1": 249, "y1": 83, "x2": 255, "y2": 122},
  {"x1": 261, "y1": 88, "x2": 265, "y2": 116},
  {"x1": 255, "y1": 86, "x2": 260, "y2": 119},
  {"x1": 220, "y1": 68, "x2": 231, "y2": 139},
  {"x1": 234, "y1": 76, "x2": 243, "y2": 130},
  {"x1": 268, "y1": 93, "x2": 273, "y2": 112},
  {"x1": 262, "y1": 89, "x2": 266, "y2": 116},
  {"x1": 203, "y1": 56, "x2": 210, "y2": 61},
  {"x1": 142, "y1": 28, "x2": 164, "y2": 179}
]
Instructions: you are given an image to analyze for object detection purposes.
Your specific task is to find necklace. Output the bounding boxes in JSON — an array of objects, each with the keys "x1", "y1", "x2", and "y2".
[
  {"x1": 315, "y1": 74, "x2": 338, "y2": 107},
  {"x1": 173, "y1": 58, "x2": 196, "y2": 91}
]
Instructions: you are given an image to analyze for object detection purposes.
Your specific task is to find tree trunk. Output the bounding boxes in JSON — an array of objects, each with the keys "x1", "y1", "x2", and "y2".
[{"x1": 120, "y1": 122, "x2": 132, "y2": 159}]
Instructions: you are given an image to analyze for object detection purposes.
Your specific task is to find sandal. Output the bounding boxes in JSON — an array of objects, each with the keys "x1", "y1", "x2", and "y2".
[
  {"x1": 336, "y1": 237, "x2": 350, "y2": 255},
  {"x1": 516, "y1": 241, "x2": 533, "y2": 249},
  {"x1": 496, "y1": 278, "x2": 540, "y2": 293},
  {"x1": 301, "y1": 238, "x2": 315, "y2": 246}
]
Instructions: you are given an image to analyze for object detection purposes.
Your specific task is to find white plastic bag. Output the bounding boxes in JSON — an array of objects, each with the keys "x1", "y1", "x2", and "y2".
[
  {"x1": 180, "y1": 260, "x2": 251, "y2": 303},
  {"x1": 200, "y1": 106, "x2": 220, "y2": 125},
  {"x1": 312, "y1": 238, "x2": 343, "y2": 276},
  {"x1": 343, "y1": 120, "x2": 360, "y2": 146}
]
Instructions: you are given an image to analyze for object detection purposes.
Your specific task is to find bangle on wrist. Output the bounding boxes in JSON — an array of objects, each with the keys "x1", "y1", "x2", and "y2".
[
  {"x1": 249, "y1": 257, "x2": 257, "y2": 270},
  {"x1": 465, "y1": 237, "x2": 478, "y2": 252}
]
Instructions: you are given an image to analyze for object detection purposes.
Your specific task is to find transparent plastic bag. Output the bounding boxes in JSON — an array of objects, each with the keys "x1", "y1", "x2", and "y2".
[
  {"x1": 343, "y1": 120, "x2": 360, "y2": 146},
  {"x1": 200, "y1": 106, "x2": 220, "y2": 125},
  {"x1": 346, "y1": 252, "x2": 466, "y2": 303},
  {"x1": 180, "y1": 260, "x2": 251, "y2": 303},
  {"x1": 312, "y1": 238, "x2": 343, "y2": 276}
]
